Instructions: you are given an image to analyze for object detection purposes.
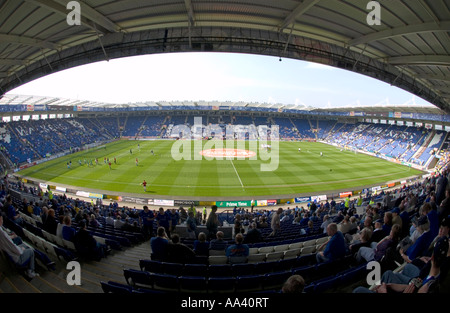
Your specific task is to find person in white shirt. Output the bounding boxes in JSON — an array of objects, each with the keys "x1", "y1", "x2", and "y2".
[{"x1": 0, "y1": 214, "x2": 38, "y2": 278}]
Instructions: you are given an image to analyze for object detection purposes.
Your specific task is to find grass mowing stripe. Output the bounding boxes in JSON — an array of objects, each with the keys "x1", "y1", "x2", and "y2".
[{"x1": 18, "y1": 139, "x2": 423, "y2": 197}]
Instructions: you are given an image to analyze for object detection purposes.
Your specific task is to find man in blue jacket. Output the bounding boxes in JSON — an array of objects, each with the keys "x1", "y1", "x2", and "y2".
[{"x1": 316, "y1": 223, "x2": 347, "y2": 263}]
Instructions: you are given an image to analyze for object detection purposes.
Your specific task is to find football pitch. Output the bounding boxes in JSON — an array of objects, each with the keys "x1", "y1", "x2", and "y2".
[{"x1": 18, "y1": 140, "x2": 423, "y2": 198}]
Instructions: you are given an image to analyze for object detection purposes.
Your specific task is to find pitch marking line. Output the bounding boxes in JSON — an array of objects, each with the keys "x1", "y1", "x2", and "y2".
[{"x1": 230, "y1": 159, "x2": 245, "y2": 189}]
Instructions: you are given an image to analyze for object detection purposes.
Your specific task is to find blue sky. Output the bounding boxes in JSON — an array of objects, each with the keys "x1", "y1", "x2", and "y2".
[{"x1": 9, "y1": 52, "x2": 434, "y2": 108}]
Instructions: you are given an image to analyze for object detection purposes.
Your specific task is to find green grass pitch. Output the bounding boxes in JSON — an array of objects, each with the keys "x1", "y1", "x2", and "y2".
[{"x1": 17, "y1": 140, "x2": 423, "y2": 198}]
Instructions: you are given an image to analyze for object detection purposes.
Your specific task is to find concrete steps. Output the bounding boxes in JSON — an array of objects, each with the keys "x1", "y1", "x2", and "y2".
[{"x1": 0, "y1": 240, "x2": 151, "y2": 293}]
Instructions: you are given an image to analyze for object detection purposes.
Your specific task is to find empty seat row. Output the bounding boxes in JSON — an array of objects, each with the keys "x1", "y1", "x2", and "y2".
[{"x1": 120, "y1": 261, "x2": 368, "y2": 294}]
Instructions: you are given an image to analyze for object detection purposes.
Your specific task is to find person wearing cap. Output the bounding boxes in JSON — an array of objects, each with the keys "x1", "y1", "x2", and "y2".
[
  {"x1": 400, "y1": 215, "x2": 434, "y2": 263},
  {"x1": 391, "y1": 207, "x2": 402, "y2": 228},
  {"x1": 370, "y1": 219, "x2": 386, "y2": 243}
]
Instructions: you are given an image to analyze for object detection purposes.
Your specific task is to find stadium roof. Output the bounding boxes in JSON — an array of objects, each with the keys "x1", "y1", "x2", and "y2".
[
  {"x1": 2, "y1": 93, "x2": 448, "y2": 119},
  {"x1": 0, "y1": 1, "x2": 449, "y2": 113}
]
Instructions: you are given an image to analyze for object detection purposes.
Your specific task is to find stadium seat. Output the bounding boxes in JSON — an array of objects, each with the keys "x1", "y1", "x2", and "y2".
[
  {"x1": 101, "y1": 281, "x2": 133, "y2": 294},
  {"x1": 208, "y1": 264, "x2": 232, "y2": 277},
  {"x1": 274, "y1": 258, "x2": 296, "y2": 272},
  {"x1": 207, "y1": 277, "x2": 235, "y2": 294},
  {"x1": 258, "y1": 246, "x2": 274, "y2": 254},
  {"x1": 161, "y1": 262, "x2": 184, "y2": 276},
  {"x1": 313, "y1": 276, "x2": 339, "y2": 293},
  {"x1": 179, "y1": 276, "x2": 208, "y2": 293},
  {"x1": 300, "y1": 245, "x2": 316, "y2": 255},
  {"x1": 231, "y1": 263, "x2": 255, "y2": 277},
  {"x1": 123, "y1": 269, "x2": 153, "y2": 288},
  {"x1": 208, "y1": 255, "x2": 228, "y2": 265},
  {"x1": 273, "y1": 244, "x2": 290, "y2": 252},
  {"x1": 263, "y1": 270, "x2": 292, "y2": 290},
  {"x1": 265, "y1": 251, "x2": 284, "y2": 262},
  {"x1": 283, "y1": 248, "x2": 301, "y2": 260},
  {"x1": 253, "y1": 261, "x2": 276, "y2": 275},
  {"x1": 247, "y1": 253, "x2": 266, "y2": 263},
  {"x1": 139, "y1": 259, "x2": 162, "y2": 273},
  {"x1": 235, "y1": 275, "x2": 264, "y2": 293},
  {"x1": 183, "y1": 264, "x2": 207, "y2": 277},
  {"x1": 152, "y1": 273, "x2": 179, "y2": 292}
]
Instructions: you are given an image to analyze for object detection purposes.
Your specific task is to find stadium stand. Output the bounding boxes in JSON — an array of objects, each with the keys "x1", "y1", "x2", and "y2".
[{"x1": 1, "y1": 159, "x2": 449, "y2": 293}]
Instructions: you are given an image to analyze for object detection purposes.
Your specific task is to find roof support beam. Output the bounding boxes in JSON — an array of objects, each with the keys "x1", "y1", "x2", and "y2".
[
  {"x1": 184, "y1": 0, "x2": 196, "y2": 26},
  {"x1": 0, "y1": 59, "x2": 27, "y2": 66},
  {"x1": 416, "y1": 73, "x2": 450, "y2": 82},
  {"x1": 0, "y1": 34, "x2": 59, "y2": 50},
  {"x1": 387, "y1": 55, "x2": 450, "y2": 66},
  {"x1": 279, "y1": 0, "x2": 321, "y2": 31},
  {"x1": 349, "y1": 21, "x2": 450, "y2": 46}
]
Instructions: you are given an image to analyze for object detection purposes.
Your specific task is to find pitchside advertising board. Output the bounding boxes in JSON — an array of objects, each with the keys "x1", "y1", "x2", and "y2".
[{"x1": 215, "y1": 200, "x2": 277, "y2": 207}]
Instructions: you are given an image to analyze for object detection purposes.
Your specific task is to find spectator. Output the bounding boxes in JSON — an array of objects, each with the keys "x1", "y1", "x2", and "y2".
[
  {"x1": 339, "y1": 215, "x2": 357, "y2": 235},
  {"x1": 244, "y1": 222, "x2": 263, "y2": 244},
  {"x1": 234, "y1": 214, "x2": 243, "y2": 237},
  {"x1": 356, "y1": 224, "x2": 401, "y2": 264},
  {"x1": 73, "y1": 220, "x2": 108, "y2": 261},
  {"x1": 209, "y1": 231, "x2": 227, "y2": 252},
  {"x1": 391, "y1": 207, "x2": 402, "y2": 228},
  {"x1": 169, "y1": 208, "x2": 180, "y2": 234},
  {"x1": 354, "y1": 236, "x2": 449, "y2": 293},
  {"x1": 139, "y1": 206, "x2": 155, "y2": 240},
  {"x1": 89, "y1": 214, "x2": 101, "y2": 228},
  {"x1": 438, "y1": 188, "x2": 450, "y2": 221},
  {"x1": 370, "y1": 219, "x2": 386, "y2": 243},
  {"x1": 206, "y1": 205, "x2": 219, "y2": 240},
  {"x1": 320, "y1": 214, "x2": 332, "y2": 234},
  {"x1": 186, "y1": 211, "x2": 197, "y2": 239},
  {"x1": 156, "y1": 207, "x2": 172, "y2": 238},
  {"x1": 382, "y1": 211, "x2": 393, "y2": 236},
  {"x1": 281, "y1": 275, "x2": 305, "y2": 293},
  {"x1": 113, "y1": 215, "x2": 126, "y2": 229},
  {"x1": 166, "y1": 233, "x2": 195, "y2": 264},
  {"x1": 43, "y1": 208, "x2": 58, "y2": 235},
  {"x1": 226, "y1": 233, "x2": 249, "y2": 263},
  {"x1": 5, "y1": 195, "x2": 23, "y2": 225},
  {"x1": 0, "y1": 214, "x2": 38, "y2": 279},
  {"x1": 269, "y1": 208, "x2": 283, "y2": 237},
  {"x1": 61, "y1": 215, "x2": 76, "y2": 242},
  {"x1": 316, "y1": 223, "x2": 347, "y2": 263},
  {"x1": 150, "y1": 226, "x2": 169, "y2": 261},
  {"x1": 105, "y1": 213, "x2": 114, "y2": 227},
  {"x1": 193, "y1": 232, "x2": 209, "y2": 257},
  {"x1": 349, "y1": 227, "x2": 372, "y2": 255},
  {"x1": 400, "y1": 216, "x2": 434, "y2": 264}
]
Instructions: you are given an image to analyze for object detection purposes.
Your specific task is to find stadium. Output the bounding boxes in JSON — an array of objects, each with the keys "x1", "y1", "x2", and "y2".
[{"x1": 0, "y1": 0, "x2": 449, "y2": 301}]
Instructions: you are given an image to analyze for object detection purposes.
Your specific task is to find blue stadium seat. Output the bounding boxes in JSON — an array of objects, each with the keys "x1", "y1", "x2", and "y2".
[
  {"x1": 101, "y1": 281, "x2": 133, "y2": 294},
  {"x1": 235, "y1": 275, "x2": 264, "y2": 293},
  {"x1": 183, "y1": 263, "x2": 207, "y2": 277},
  {"x1": 179, "y1": 276, "x2": 208, "y2": 293},
  {"x1": 152, "y1": 273, "x2": 179, "y2": 292},
  {"x1": 139, "y1": 259, "x2": 162, "y2": 273},
  {"x1": 208, "y1": 264, "x2": 232, "y2": 277},
  {"x1": 231, "y1": 263, "x2": 255, "y2": 277},
  {"x1": 123, "y1": 269, "x2": 153, "y2": 288},
  {"x1": 262, "y1": 271, "x2": 292, "y2": 290},
  {"x1": 207, "y1": 277, "x2": 235, "y2": 294},
  {"x1": 161, "y1": 262, "x2": 184, "y2": 276}
]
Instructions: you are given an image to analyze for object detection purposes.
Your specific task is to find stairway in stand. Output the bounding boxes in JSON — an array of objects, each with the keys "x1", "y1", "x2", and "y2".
[{"x1": 0, "y1": 240, "x2": 151, "y2": 293}]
